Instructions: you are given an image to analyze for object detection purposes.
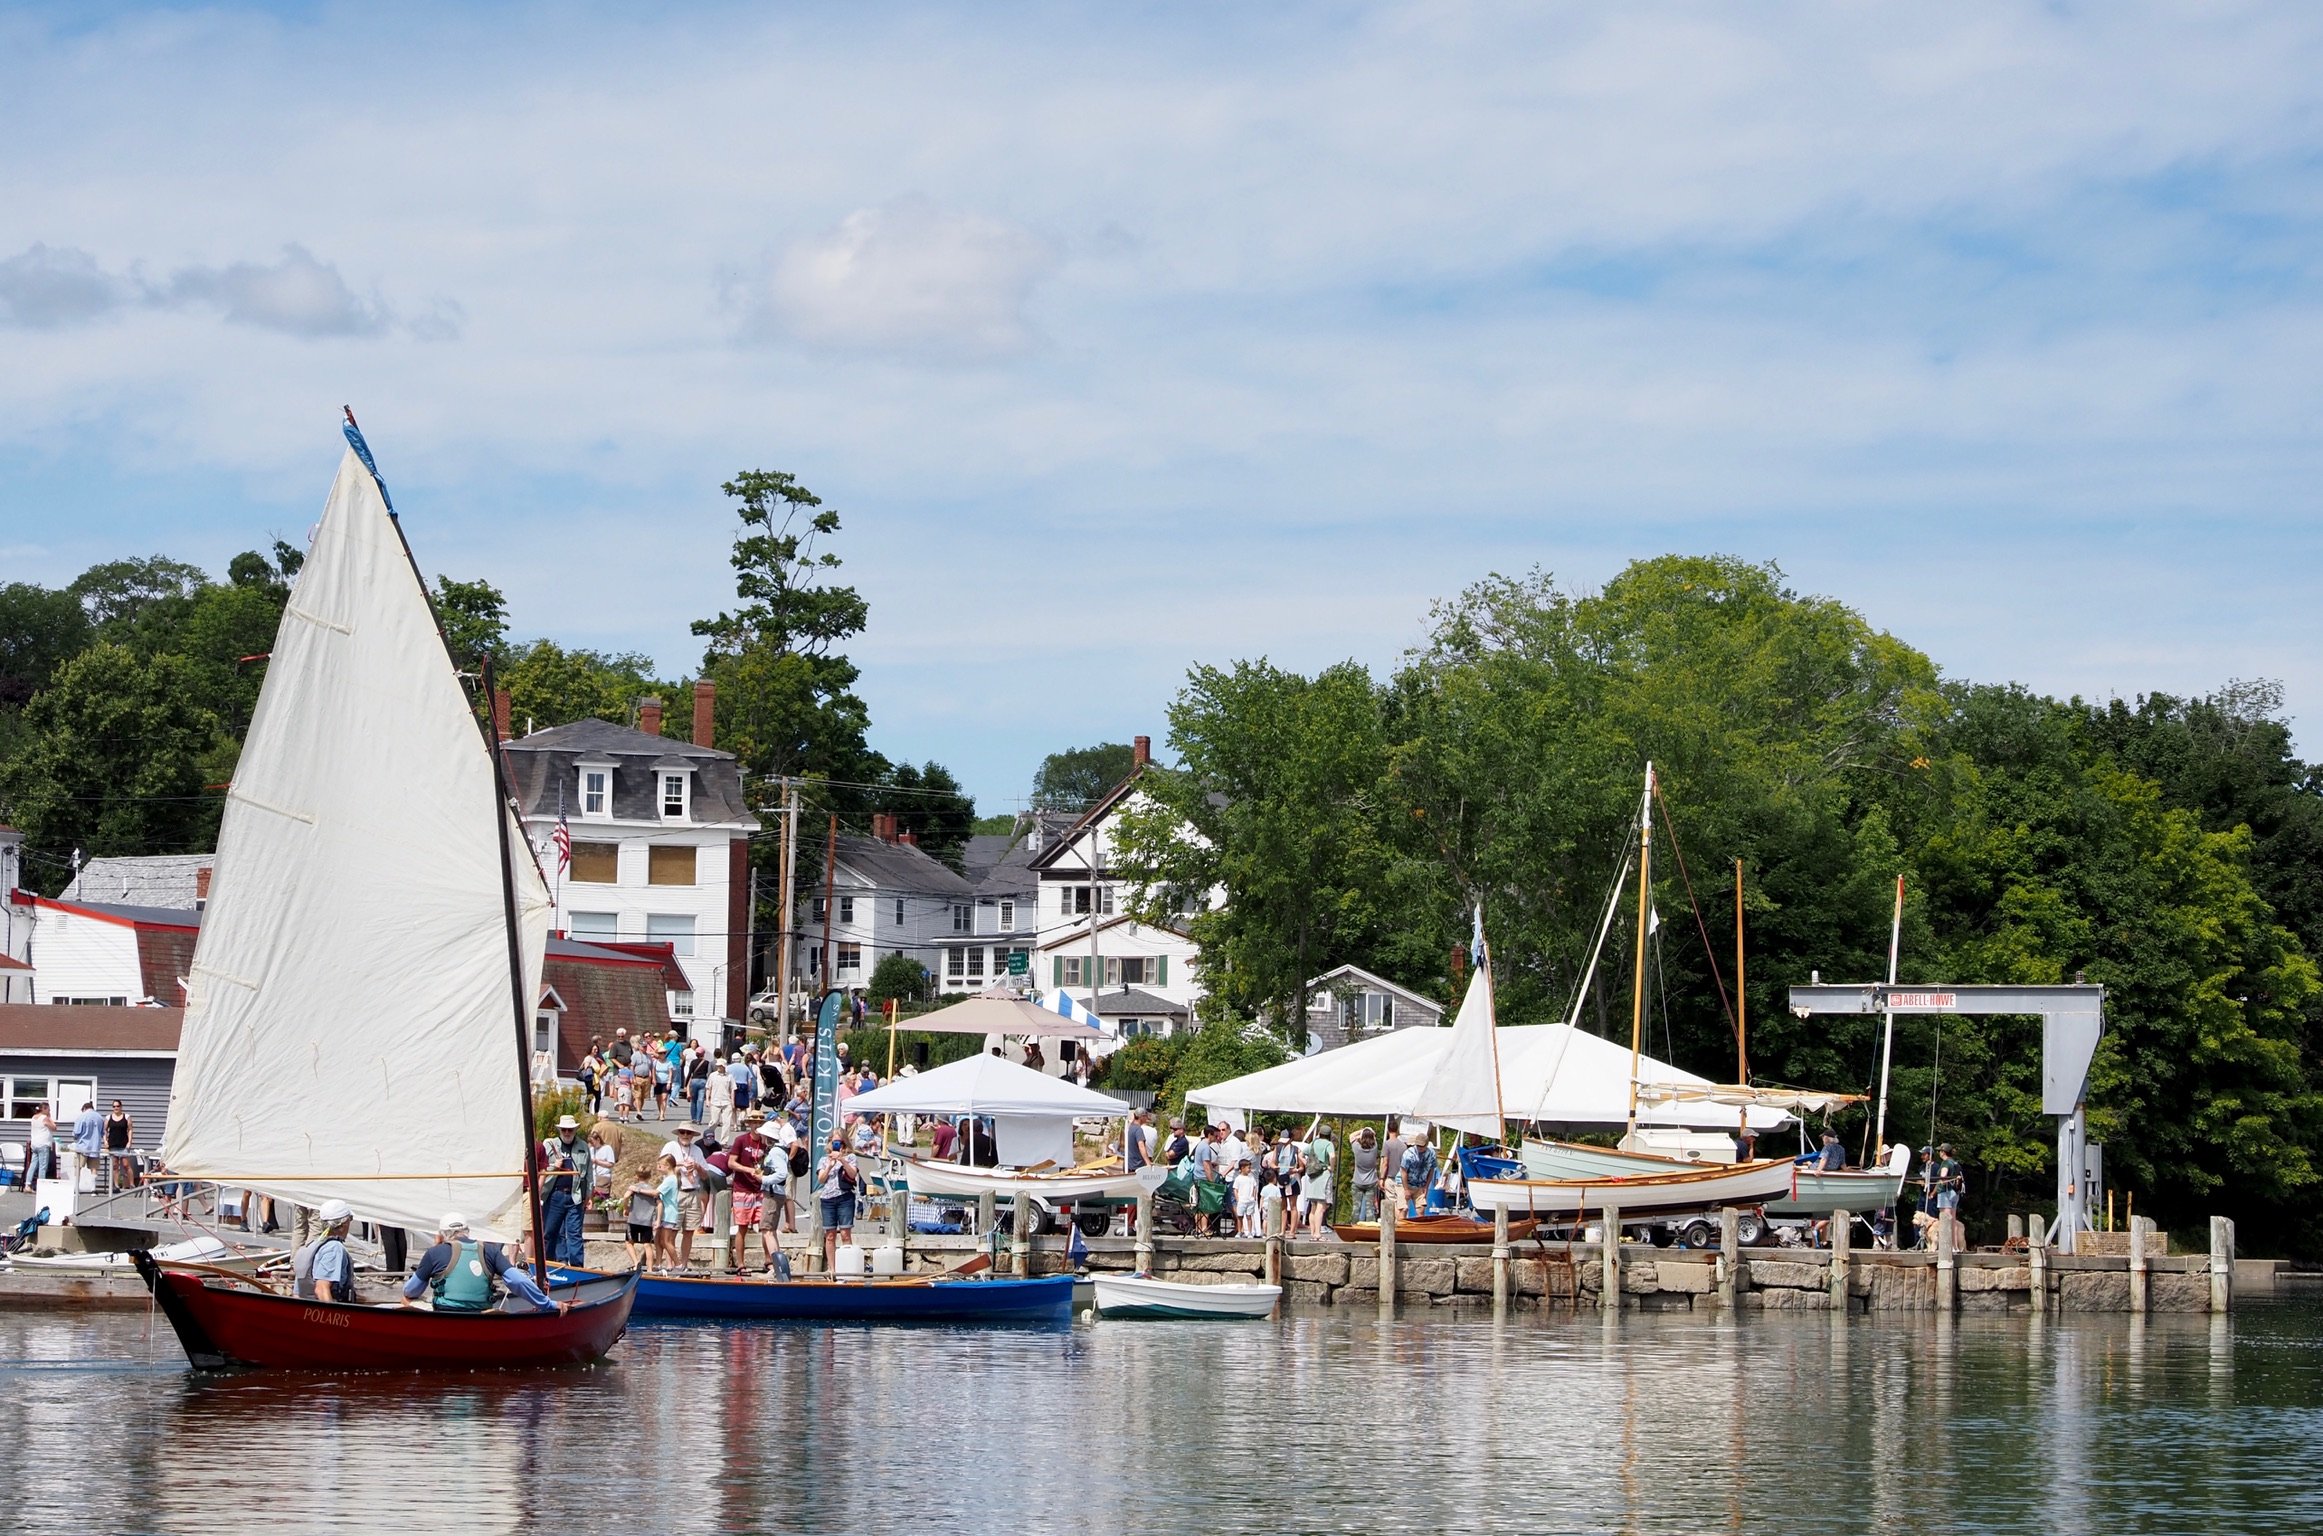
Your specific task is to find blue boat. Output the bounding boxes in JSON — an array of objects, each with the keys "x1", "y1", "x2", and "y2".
[{"x1": 547, "y1": 1267, "x2": 1075, "y2": 1326}]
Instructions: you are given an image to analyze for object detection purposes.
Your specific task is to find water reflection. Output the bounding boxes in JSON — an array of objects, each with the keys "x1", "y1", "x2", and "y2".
[{"x1": 2, "y1": 1303, "x2": 2320, "y2": 1533}]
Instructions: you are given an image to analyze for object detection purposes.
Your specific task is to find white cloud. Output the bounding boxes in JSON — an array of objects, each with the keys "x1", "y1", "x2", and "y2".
[
  {"x1": 737, "y1": 196, "x2": 1056, "y2": 358},
  {"x1": 159, "y1": 244, "x2": 390, "y2": 337},
  {"x1": 0, "y1": 243, "x2": 130, "y2": 327}
]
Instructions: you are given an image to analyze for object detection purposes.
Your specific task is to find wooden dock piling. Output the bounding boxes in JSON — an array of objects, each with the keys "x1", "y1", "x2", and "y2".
[
  {"x1": 1491, "y1": 1204, "x2": 1510, "y2": 1319},
  {"x1": 1934, "y1": 1211, "x2": 1957, "y2": 1314},
  {"x1": 1378, "y1": 1201, "x2": 1398, "y2": 1318},
  {"x1": 1263, "y1": 1198, "x2": 1284, "y2": 1287},
  {"x1": 1830, "y1": 1209, "x2": 1852, "y2": 1309},
  {"x1": 1133, "y1": 1191, "x2": 1154, "y2": 1274},
  {"x1": 1011, "y1": 1192, "x2": 1031, "y2": 1276},
  {"x1": 2129, "y1": 1215, "x2": 2152, "y2": 1314},
  {"x1": 2028, "y1": 1213, "x2": 2048, "y2": 1315},
  {"x1": 1600, "y1": 1204, "x2": 1621, "y2": 1311},
  {"x1": 2210, "y1": 1216, "x2": 2235, "y2": 1313}
]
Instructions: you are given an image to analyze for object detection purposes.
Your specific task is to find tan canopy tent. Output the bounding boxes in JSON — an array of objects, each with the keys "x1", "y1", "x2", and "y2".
[{"x1": 899, "y1": 994, "x2": 1108, "y2": 1040}]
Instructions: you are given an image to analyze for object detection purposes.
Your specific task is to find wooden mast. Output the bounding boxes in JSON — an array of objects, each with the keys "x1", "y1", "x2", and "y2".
[
  {"x1": 1735, "y1": 858, "x2": 1749, "y2": 1147},
  {"x1": 1624, "y1": 764, "x2": 1654, "y2": 1135}
]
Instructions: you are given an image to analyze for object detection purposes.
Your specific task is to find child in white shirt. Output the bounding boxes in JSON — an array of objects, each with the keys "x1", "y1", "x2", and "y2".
[{"x1": 1233, "y1": 1159, "x2": 1260, "y2": 1238}]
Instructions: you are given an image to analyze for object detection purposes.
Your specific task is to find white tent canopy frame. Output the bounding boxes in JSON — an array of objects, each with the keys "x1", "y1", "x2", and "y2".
[
  {"x1": 844, "y1": 1050, "x2": 1130, "y2": 1119},
  {"x1": 1186, "y1": 1024, "x2": 1790, "y2": 1131}
]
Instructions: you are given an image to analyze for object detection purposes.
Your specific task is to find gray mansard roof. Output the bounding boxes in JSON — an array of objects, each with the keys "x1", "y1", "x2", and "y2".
[
  {"x1": 832, "y1": 834, "x2": 976, "y2": 898},
  {"x1": 501, "y1": 718, "x2": 756, "y2": 827},
  {"x1": 962, "y1": 832, "x2": 1038, "y2": 900}
]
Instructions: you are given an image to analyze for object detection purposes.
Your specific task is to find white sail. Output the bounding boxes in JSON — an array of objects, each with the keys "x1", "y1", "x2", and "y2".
[
  {"x1": 159, "y1": 448, "x2": 551, "y2": 1239},
  {"x1": 1407, "y1": 968, "x2": 1502, "y2": 1135}
]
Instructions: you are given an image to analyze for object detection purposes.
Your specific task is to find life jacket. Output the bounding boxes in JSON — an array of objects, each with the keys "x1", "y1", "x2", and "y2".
[{"x1": 432, "y1": 1239, "x2": 497, "y2": 1312}]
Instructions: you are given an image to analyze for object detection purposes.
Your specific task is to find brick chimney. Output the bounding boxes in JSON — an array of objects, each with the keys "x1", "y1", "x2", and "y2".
[
  {"x1": 638, "y1": 695, "x2": 663, "y2": 737},
  {"x1": 871, "y1": 812, "x2": 899, "y2": 843},
  {"x1": 692, "y1": 679, "x2": 716, "y2": 748},
  {"x1": 897, "y1": 826, "x2": 919, "y2": 848},
  {"x1": 492, "y1": 687, "x2": 511, "y2": 742},
  {"x1": 1133, "y1": 735, "x2": 1151, "y2": 766},
  {"x1": 194, "y1": 866, "x2": 212, "y2": 906}
]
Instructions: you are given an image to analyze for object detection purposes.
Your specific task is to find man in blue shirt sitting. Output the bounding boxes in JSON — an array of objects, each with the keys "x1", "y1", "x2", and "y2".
[{"x1": 294, "y1": 1198, "x2": 357, "y2": 1302}]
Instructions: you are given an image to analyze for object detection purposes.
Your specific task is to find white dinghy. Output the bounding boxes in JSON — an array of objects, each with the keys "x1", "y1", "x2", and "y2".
[{"x1": 1092, "y1": 1273, "x2": 1281, "y2": 1321}]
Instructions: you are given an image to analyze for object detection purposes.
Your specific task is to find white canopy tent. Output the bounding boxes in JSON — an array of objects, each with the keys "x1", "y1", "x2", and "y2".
[
  {"x1": 849, "y1": 1051, "x2": 1133, "y2": 1182},
  {"x1": 1186, "y1": 1023, "x2": 1791, "y2": 1131}
]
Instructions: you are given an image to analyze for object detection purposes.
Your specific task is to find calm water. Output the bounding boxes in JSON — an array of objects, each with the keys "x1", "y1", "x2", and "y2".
[{"x1": 2, "y1": 1298, "x2": 2319, "y2": 1533}]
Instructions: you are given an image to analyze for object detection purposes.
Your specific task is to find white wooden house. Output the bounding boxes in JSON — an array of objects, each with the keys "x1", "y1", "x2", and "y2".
[
  {"x1": 1303, "y1": 963, "x2": 1445, "y2": 1050},
  {"x1": 500, "y1": 685, "x2": 759, "y2": 1030}
]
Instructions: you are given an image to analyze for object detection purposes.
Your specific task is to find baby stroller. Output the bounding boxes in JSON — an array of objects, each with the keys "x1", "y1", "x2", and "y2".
[{"x1": 1151, "y1": 1169, "x2": 1230, "y2": 1235}]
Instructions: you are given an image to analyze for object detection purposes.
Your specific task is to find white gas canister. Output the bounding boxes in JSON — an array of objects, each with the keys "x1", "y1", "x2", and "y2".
[
  {"x1": 871, "y1": 1244, "x2": 904, "y2": 1277},
  {"x1": 833, "y1": 1242, "x2": 865, "y2": 1277}
]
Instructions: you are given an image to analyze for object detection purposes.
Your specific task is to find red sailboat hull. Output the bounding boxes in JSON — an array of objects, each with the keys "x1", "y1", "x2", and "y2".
[{"x1": 134, "y1": 1253, "x2": 638, "y2": 1371}]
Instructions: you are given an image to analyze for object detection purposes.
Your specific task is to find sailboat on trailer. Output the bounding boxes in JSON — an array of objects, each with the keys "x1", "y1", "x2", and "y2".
[{"x1": 135, "y1": 429, "x2": 637, "y2": 1370}]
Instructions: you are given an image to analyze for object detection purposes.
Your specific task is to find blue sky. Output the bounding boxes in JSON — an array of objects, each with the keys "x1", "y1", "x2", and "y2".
[{"x1": 4, "y1": 3, "x2": 2320, "y2": 810}]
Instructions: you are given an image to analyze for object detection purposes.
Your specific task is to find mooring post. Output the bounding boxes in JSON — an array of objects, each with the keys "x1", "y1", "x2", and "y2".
[
  {"x1": 712, "y1": 1187, "x2": 733, "y2": 1275},
  {"x1": 1378, "y1": 1200, "x2": 1398, "y2": 1318},
  {"x1": 976, "y1": 1189, "x2": 996, "y2": 1274},
  {"x1": 1830, "y1": 1209, "x2": 1852, "y2": 1311},
  {"x1": 2028, "y1": 1213, "x2": 2048, "y2": 1316},
  {"x1": 1011, "y1": 1192, "x2": 1032, "y2": 1277},
  {"x1": 1935, "y1": 1211, "x2": 1957, "y2": 1315},
  {"x1": 2129, "y1": 1214, "x2": 2151, "y2": 1315},
  {"x1": 1134, "y1": 1191, "x2": 1154, "y2": 1275},
  {"x1": 2209, "y1": 1215, "x2": 2235, "y2": 1314},
  {"x1": 1600, "y1": 1205, "x2": 1622, "y2": 1311},
  {"x1": 1264, "y1": 1196, "x2": 1285, "y2": 1287},
  {"x1": 1491, "y1": 1204, "x2": 1511, "y2": 1319},
  {"x1": 1718, "y1": 1206, "x2": 1741, "y2": 1307},
  {"x1": 2007, "y1": 1213, "x2": 2024, "y2": 1244}
]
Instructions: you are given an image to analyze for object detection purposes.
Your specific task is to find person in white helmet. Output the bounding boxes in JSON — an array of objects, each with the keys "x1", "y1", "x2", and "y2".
[{"x1": 294, "y1": 1199, "x2": 358, "y2": 1303}]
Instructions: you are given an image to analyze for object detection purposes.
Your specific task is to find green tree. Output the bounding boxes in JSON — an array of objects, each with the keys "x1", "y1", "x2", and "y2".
[
  {"x1": 498, "y1": 639, "x2": 670, "y2": 736},
  {"x1": 866, "y1": 952, "x2": 930, "y2": 1007},
  {"x1": 1156, "y1": 1015, "x2": 1288, "y2": 1125},
  {"x1": 1117, "y1": 659, "x2": 1402, "y2": 1035},
  {"x1": 874, "y1": 760, "x2": 976, "y2": 868},
  {"x1": 432, "y1": 576, "x2": 509, "y2": 673},
  {"x1": 69, "y1": 554, "x2": 210, "y2": 650},
  {"x1": 0, "y1": 581, "x2": 92, "y2": 706},
  {"x1": 176, "y1": 581, "x2": 290, "y2": 738},
  {"x1": 1031, "y1": 742, "x2": 1137, "y2": 810},
  {"x1": 0, "y1": 643, "x2": 225, "y2": 885}
]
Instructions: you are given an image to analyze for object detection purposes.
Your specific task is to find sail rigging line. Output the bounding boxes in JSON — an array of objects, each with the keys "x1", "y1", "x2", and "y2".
[
  {"x1": 1521, "y1": 835, "x2": 1635, "y2": 1127},
  {"x1": 1648, "y1": 780, "x2": 1736, "y2": 1037},
  {"x1": 1625, "y1": 765, "x2": 1654, "y2": 1135}
]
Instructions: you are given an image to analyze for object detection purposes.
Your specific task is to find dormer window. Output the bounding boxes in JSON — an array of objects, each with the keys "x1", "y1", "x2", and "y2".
[
  {"x1": 578, "y1": 764, "x2": 612, "y2": 819},
  {"x1": 659, "y1": 772, "x2": 690, "y2": 821}
]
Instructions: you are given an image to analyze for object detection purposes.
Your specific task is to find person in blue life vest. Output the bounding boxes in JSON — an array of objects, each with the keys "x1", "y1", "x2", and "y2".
[
  {"x1": 294, "y1": 1199, "x2": 357, "y2": 1302},
  {"x1": 401, "y1": 1212, "x2": 564, "y2": 1314}
]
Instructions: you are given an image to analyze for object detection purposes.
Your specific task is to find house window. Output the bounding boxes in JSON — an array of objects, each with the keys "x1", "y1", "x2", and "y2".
[
  {"x1": 1060, "y1": 955, "x2": 1086, "y2": 987},
  {"x1": 50, "y1": 996, "x2": 129, "y2": 1006},
  {"x1": 967, "y1": 948, "x2": 985, "y2": 979},
  {"x1": 7, "y1": 1077, "x2": 96, "y2": 1122},
  {"x1": 647, "y1": 913, "x2": 695, "y2": 956},
  {"x1": 893, "y1": 898, "x2": 904, "y2": 925},
  {"x1": 837, "y1": 944, "x2": 862, "y2": 974},
  {"x1": 999, "y1": 900, "x2": 1015, "y2": 932},
  {"x1": 839, "y1": 896, "x2": 856, "y2": 925},
  {"x1": 1366, "y1": 993, "x2": 1394, "y2": 1030},
  {"x1": 812, "y1": 897, "x2": 827, "y2": 923},
  {"x1": 648, "y1": 846, "x2": 696, "y2": 886},
  {"x1": 580, "y1": 768, "x2": 609, "y2": 817},
  {"x1": 1064, "y1": 887, "x2": 1114, "y2": 916},
  {"x1": 569, "y1": 911, "x2": 617, "y2": 941},
  {"x1": 660, "y1": 772, "x2": 690, "y2": 821},
  {"x1": 533, "y1": 1013, "x2": 559, "y2": 1058},
  {"x1": 951, "y1": 903, "x2": 971, "y2": 933},
  {"x1": 1106, "y1": 957, "x2": 1151, "y2": 987},
  {"x1": 947, "y1": 947, "x2": 966, "y2": 979},
  {"x1": 570, "y1": 841, "x2": 619, "y2": 884},
  {"x1": 670, "y1": 991, "x2": 695, "y2": 1019}
]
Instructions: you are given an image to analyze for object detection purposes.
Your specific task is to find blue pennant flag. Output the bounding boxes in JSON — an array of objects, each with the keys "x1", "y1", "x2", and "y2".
[{"x1": 342, "y1": 416, "x2": 395, "y2": 513}]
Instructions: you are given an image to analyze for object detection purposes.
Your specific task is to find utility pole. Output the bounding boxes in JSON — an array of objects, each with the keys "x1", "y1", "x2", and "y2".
[
  {"x1": 773, "y1": 777, "x2": 800, "y2": 1041},
  {"x1": 820, "y1": 811, "x2": 838, "y2": 1013},
  {"x1": 1087, "y1": 803, "x2": 1103, "y2": 1035}
]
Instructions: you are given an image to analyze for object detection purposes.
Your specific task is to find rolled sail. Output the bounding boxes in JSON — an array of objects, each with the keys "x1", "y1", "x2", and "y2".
[{"x1": 159, "y1": 448, "x2": 551, "y2": 1239}]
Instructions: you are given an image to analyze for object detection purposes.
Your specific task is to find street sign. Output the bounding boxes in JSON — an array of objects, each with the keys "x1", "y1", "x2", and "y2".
[{"x1": 1006, "y1": 951, "x2": 1029, "y2": 976}]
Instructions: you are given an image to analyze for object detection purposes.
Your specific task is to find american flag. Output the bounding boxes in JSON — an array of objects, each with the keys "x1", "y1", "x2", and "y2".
[{"x1": 552, "y1": 811, "x2": 571, "y2": 874}]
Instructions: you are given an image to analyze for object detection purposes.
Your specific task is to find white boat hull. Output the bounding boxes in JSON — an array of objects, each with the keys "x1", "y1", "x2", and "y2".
[
  {"x1": 1092, "y1": 1273, "x2": 1281, "y2": 1320},
  {"x1": 1521, "y1": 1140, "x2": 1909, "y2": 1216},
  {"x1": 902, "y1": 1157, "x2": 1143, "y2": 1203},
  {"x1": 1466, "y1": 1157, "x2": 1799, "y2": 1214}
]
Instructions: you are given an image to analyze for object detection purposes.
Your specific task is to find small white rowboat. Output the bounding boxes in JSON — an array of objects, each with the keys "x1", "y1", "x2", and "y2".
[{"x1": 1092, "y1": 1273, "x2": 1281, "y2": 1321}]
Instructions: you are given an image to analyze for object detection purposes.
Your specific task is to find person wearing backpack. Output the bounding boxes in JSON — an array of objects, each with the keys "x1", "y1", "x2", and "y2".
[{"x1": 1300, "y1": 1127, "x2": 1335, "y2": 1237}]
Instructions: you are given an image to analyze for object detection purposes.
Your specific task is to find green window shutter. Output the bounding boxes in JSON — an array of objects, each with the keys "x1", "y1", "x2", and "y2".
[
  {"x1": 1156, "y1": 956, "x2": 1168, "y2": 987},
  {"x1": 1053, "y1": 957, "x2": 1063, "y2": 987}
]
